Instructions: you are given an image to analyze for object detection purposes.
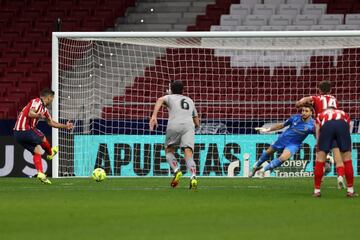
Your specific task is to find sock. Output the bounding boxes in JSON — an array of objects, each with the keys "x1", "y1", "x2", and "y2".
[
  {"x1": 263, "y1": 158, "x2": 282, "y2": 172},
  {"x1": 166, "y1": 153, "x2": 178, "y2": 173},
  {"x1": 336, "y1": 166, "x2": 345, "y2": 177},
  {"x1": 256, "y1": 150, "x2": 269, "y2": 167},
  {"x1": 344, "y1": 160, "x2": 354, "y2": 188},
  {"x1": 314, "y1": 161, "x2": 325, "y2": 189},
  {"x1": 185, "y1": 157, "x2": 196, "y2": 178},
  {"x1": 33, "y1": 154, "x2": 43, "y2": 173},
  {"x1": 41, "y1": 140, "x2": 52, "y2": 155}
]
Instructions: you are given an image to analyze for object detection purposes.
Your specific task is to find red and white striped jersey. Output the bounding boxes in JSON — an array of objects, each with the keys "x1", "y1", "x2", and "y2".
[
  {"x1": 311, "y1": 95, "x2": 338, "y2": 116},
  {"x1": 14, "y1": 98, "x2": 51, "y2": 131},
  {"x1": 316, "y1": 109, "x2": 350, "y2": 128}
]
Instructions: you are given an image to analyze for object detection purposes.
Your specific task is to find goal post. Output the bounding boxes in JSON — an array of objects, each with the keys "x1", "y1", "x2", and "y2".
[{"x1": 52, "y1": 31, "x2": 360, "y2": 178}]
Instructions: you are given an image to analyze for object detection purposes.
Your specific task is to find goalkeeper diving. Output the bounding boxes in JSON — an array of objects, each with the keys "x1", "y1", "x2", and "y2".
[{"x1": 250, "y1": 104, "x2": 315, "y2": 177}]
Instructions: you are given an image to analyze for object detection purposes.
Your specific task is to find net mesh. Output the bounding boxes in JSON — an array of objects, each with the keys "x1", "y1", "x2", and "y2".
[{"x1": 56, "y1": 34, "x2": 360, "y2": 177}]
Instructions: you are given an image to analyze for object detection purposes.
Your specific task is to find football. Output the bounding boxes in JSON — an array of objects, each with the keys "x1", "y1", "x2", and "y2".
[{"x1": 92, "y1": 168, "x2": 106, "y2": 182}]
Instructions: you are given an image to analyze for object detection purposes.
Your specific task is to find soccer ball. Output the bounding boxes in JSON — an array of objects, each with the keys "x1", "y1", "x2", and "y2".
[{"x1": 92, "y1": 168, "x2": 106, "y2": 182}]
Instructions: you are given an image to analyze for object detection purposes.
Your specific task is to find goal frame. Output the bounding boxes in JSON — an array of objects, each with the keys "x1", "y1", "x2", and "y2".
[{"x1": 52, "y1": 30, "x2": 360, "y2": 178}]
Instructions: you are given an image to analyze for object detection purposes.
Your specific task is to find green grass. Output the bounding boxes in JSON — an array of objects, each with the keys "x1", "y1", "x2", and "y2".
[{"x1": 0, "y1": 177, "x2": 359, "y2": 240}]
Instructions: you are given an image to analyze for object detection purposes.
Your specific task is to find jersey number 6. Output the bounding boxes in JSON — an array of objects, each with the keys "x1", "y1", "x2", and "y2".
[{"x1": 181, "y1": 99, "x2": 190, "y2": 110}]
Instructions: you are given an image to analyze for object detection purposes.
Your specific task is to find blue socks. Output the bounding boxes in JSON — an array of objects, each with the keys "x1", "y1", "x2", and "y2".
[
  {"x1": 264, "y1": 158, "x2": 283, "y2": 172},
  {"x1": 256, "y1": 150, "x2": 269, "y2": 167}
]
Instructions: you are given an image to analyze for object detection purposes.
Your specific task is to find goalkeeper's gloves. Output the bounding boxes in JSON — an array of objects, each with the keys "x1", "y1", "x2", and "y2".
[{"x1": 255, "y1": 127, "x2": 271, "y2": 133}]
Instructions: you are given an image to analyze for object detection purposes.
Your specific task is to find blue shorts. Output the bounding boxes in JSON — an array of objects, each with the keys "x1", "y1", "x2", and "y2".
[
  {"x1": 271, "y1": 139, "x2": 300, "y2": 156},
  {"x1": 14, "y1": 129, "x2": 44, "y2": 154},
  {"x1": 319, "y1": 120, "x2": 351, "y2": 153}
]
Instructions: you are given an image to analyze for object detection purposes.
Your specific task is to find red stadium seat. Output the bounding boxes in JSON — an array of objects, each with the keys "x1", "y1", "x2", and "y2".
[
  {"x1": 69, "y1": 8, "x2": 91, "y2": 18},
  {"x1": 4, "y1": 67, "x2": 29, "y2": 78},
  {"x1": 0, "y1": 8, "x2": 20, "y2": 20},
  {"x1": 77, "y1": 0, "x2": 100, "y2": 7},
  {"x1": 1, "y1": 30, "x2": 23, "y2": 38},
  {"x1": 11, "y1": 18, "x2": 34, "y2": 29},
  {"x1": 27, "y1": 48, "x2": 51, "y2": 58},
  {"x1": 45, "y1": 8, "x2": 68, "y2": 18},
  {"x1": 34, "y1": 18, "x2": 57, "y2": 29},
  {"x1": 24, "y1": 29, "x2": 48, "y2": 39},
  {"x1": 30, "y1": 0, "x2": 53, "y2": 8},
  {"x1": 53, "y1": 0, "x2": 78, "y2": 7},
  {"x1": 0, "y1": 57, "x2": 15, "y2": 68},
  {"x1": 15, "y1": 58, "x2": 39, "y2": 69},
  {"x1": 21, "y1": 8, "x2": 44, "y2": 18},
  {"x1": 2, "y1": 48, "x2": 25, "y2": 58},
  {"x1": 13, "y1": 40, "x2": 35, "y2": 49}
]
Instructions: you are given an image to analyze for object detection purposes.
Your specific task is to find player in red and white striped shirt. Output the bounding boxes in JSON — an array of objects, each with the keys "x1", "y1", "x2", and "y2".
[
  {"x1": 314, "y1": 108, "x2": 356, "y2": 197},
  {"x1": 296, "y1": 81, "x2": 356, "y2": 195},
  {"x1": 13, "y1": 88, "x2": 73, "y2": 184}
]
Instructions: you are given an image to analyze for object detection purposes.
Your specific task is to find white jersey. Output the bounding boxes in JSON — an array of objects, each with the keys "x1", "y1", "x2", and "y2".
[{"x1": 163, "y1": 94, "x2": 198, "y2": 129}]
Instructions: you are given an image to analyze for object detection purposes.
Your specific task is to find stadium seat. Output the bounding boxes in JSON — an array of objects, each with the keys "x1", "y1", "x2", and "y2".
[
  {"x1": 30, "y1": 0, "x2": 52, "y2": 8},
  {"x1": 231, "y1": 55, "x2": 260, "y2": 68},
  {"x1": 2, "y1": 48, "x2": 25, "y2": 58},
  {"x1": 287, "y1": 0, "x2": 308, "y2": 4},
  {"x1": 1, "y1": 30, "x2": 23, "y2": 38},
  {"x1": 335, "y1": 24, "x2": 360, "y2": 30},
  {"x1": 260, "y1": 25, "x2": 285, "y2": 31},
  {"x1": 310, "y1": 25, "x2": 336, "y2": 30},
  {"x1": 210, "y1": 25, "x2": 235, "y2": 31},
  {"x1": 81, "y1": 17, "x2": 106, "y2": 31},
  {"x1": 45, "y1": 8, "x2": 68, "y2": 18},
  {"x1": 0, "y1": 57, "x2": 14, "y2": 68},
  {"x1": 285, "y1": 25, "x2": 310, "y2": 30},
  {"x1": 269, "y1": 15, "x2": 294, "y2": 26},
  {"x1": 293, "y1": 15, "x2": 318, "y2": 25},
  {"x1": 319, "y1": 14, "x2": 344, "y2": 25},
  {"x1": 13, "y1": 40, "x2": 35, "y2": 49},
  {"x1": 0, "y1": 8, "x2": 19, "y2": 20},
  {"x1": 243, "y1": 15, "x2": 268, "y2": 26},
  {"x1": 253, "y1": 4, "x2": 277, "y2": 16},
  {"x1": 220, "y1": 15, "x2": 242, "y2": 26},
  {"x1": 229, "y1": 4, "x2": 252, "y2": 15},
  {"x1": 345, "y1": 14, "x2": 360, "y2": 25},
  {"x1": 277, "y1": 4, "x2": 302, "y2": 15},
  {"x1": 264, "y1": 0, "x2": 286, "y2": 5},
  {"x1": 235, "y1": 25, "x2": 260, "y2": 31},
  {"x1": 15, "y1": 58, "x2": 39, "y2": 68},
  {"x1": 21, "y1": 8, "x2": 43, "y2": 18},
  {"x1": 11, "y1": 18, "x2": 34, "y2": 29},
  {"x1": 53, "y1": 0, "x2": 77, "y2": 7},
  {"x1": 302, "y1": 4, "x2": 327, "y2": 15},
  {"x1": 4, "y1": 67, "x2": 29, "y2": 78},
  {"x1": 69, "y1": 8, "x2": 91, "y2": 18},
  {"x1": 239, "y1": 0, "x2": 261, "y2": 7},
  {"x1": 24, "y1": 29, "x2": 47, "y2": 39}
]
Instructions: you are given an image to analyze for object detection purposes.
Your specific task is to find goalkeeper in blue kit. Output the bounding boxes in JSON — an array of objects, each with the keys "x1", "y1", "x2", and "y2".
[{"x1": 250, "y1": 104, "x2": 315, "y2": 177}]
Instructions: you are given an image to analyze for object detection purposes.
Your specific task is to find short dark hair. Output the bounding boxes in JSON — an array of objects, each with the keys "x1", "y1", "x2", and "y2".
[
  {"x1": 40, "y1": 88, "x2": 55, "y2": 97},
  {"x1": 318, "y1": 81, "x2": 331, "y2": 94},
  {"x1": 302, "y1": 103, "x2": 313, "y2": 112},
  {"x1": 170, "y1": 81, "x2": 184, "y2": 94}
]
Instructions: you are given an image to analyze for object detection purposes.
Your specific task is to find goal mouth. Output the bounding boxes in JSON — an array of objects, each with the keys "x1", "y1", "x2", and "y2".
[{"x1": 52, "y1": 31, "x2": 360, "y2": 178}]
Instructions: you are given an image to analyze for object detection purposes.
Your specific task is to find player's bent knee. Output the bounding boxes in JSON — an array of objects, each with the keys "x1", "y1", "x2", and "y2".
[{"x1": 34, "y1": 145, "x2": 42, "y2": 155}]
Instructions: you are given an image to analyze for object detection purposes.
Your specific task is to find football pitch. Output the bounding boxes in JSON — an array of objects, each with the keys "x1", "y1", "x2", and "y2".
[{"x1": 0, "y1": 177, "x2": 359, "y2": 240}]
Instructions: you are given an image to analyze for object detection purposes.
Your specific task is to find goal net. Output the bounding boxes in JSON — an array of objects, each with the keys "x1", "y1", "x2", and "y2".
[{"x1": 52, "y1": 31, "x2": 360, "y2": 178}]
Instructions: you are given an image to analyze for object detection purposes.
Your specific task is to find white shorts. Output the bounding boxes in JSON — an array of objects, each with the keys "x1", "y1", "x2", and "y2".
[{"x1": 165, "y1": 125, "x2": 195, "y2": 151}]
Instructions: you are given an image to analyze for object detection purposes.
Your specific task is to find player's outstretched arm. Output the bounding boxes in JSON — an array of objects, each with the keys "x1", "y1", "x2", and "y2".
[
  {"x1": 255, "y1": 123, "x2": 285, "y2": 133},
  {"x1": 47, "y1": 118, "x2": 73, "y2": 130},
  {"x1": 296, "y1": 96, "x2": 313, "y2": 107},
  {"x1": 150, "y1": 96, "x2": 165, "y2": 131}
]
